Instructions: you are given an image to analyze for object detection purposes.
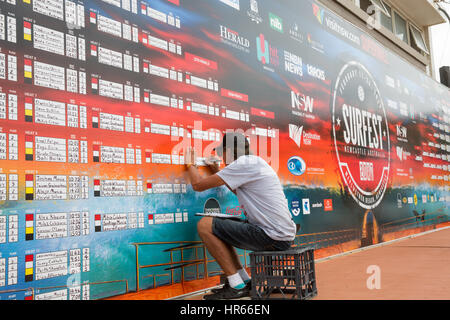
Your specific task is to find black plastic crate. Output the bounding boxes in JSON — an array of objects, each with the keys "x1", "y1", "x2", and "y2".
[{"x1": 249, "y1": 247, "x2": 317, "y2": 300}]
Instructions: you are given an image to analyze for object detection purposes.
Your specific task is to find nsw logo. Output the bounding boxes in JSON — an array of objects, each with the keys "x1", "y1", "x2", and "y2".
[
  {"x1": 287, "y1": 156, "x2": 306, "y2": 176},
  {"x1": 396, "y1": 125, "x2": 408, "y2": 142},
  {"x1": 291, "y1": 90, "x2": 316, "y2": 120}
]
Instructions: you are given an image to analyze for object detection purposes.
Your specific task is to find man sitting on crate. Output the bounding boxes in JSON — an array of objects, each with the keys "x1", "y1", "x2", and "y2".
[{"x1": 185, "y1": 132, "x2": 297, "y2": 300}]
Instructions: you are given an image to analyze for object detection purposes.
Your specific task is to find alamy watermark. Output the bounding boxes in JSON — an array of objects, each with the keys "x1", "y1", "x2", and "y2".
[
  {"x1": 366, "y1": 265, "x2": 381, "y2": 290},
  {"x1": 170, "y1": 120, "x2": 280, "y2": 171}
]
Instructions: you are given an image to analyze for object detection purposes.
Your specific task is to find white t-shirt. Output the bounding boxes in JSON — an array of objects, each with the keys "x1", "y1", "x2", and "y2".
[{"x1": 217, "y1": 155, "x2": 297, "y2": 241}]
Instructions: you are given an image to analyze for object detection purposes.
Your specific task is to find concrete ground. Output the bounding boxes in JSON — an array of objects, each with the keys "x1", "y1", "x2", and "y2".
[
  {"x1": 180, "y1": 226, "x2": 450, "y2": 300},
  {"x1": 313, "y1": 226, "x2": 450, "y2": 300},
  {"x1": 107, "y1": 226, "x2": 450, "y2": 300}
]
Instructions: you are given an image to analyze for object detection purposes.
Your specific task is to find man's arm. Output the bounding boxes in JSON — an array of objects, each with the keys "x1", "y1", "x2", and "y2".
[
  {"x1": 186, "y1": 165, "x2": 226, "y2": 192},
  {"x1": 184, "y1": 147, "x2": 227, "y2": 192},
  {"x1": 185, "y1": 147, "x2": 237, "y2": 193},
  {"x1": 204, "y1": 157, "x2": 236, "y2": 194}
]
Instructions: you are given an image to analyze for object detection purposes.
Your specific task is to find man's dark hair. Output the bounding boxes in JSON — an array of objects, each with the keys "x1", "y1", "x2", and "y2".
[{"x1": 217, "y1": 132, "x2": 251, "y2": 163}]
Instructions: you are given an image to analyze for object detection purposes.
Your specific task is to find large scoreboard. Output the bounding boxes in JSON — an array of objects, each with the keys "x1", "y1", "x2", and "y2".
[{"x1": 0, "y1": 0, "x2": 449, "y2": 300}]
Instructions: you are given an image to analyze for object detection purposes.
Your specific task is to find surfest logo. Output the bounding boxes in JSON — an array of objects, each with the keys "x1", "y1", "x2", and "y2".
[
  {"x1": 220, "y1": 25, "x2": 250, "y2": 53},
  {"x1": 332, "y1": 61, "x2": 391, "y2": 209}
]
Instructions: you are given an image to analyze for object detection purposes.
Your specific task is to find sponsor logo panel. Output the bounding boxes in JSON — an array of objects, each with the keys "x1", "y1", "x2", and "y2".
[
  {"x1": 324, "y1": 199, "x2": 333, "y2": 211},
  {"x1": 307, "y1": 33, "x2": 325, "y2": 54},
  {"x1": 219, "y1": 0, "x2": 240, "y2": 10},
  {"x1": 291, "y1": 198, "x2": 301, "y2": 216},
  {"x1": 302, "y1": 199, "x2": 310, "y2": 215},
  {"x1": 291, "y1": 91, "x2": 316, "y2": 120},
  {"x1": 289, "y1": 23, "x2": 304, "y2": 43},
  {"x1": 256, "y1": 33, "x2": 280, "y2": 70},
  {"x1": 312, "y1": 3, "x2": 361, "y2": 46},
  {"x1": 306, "y1": 64, "x2": 326, "y2": 81},
  {"x1": 289, "y1": 124, "x2": 303, "y2": 148},
  {"x1": 289, "y1": 124, "x2": 321, "y2": 148},
  {"x1": 269, "y1": 12, "x2": 283, "y2": 33},
  {"x1": 220, "y1": 25, "x2": 250, "y2": 53},
  {"x1": 287, "y1": 156, "x2": 306, "y2": 176},
  {"x1": 284, "y1": 51, "x2": 303, "y2": 77},
  {"x1": 247, "y1": 0, "x2": 263, "y2": 24}
]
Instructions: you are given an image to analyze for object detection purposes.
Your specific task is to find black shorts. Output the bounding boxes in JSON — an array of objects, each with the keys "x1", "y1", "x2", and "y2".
[{"x1": 212, "y1": 217, "x2": 293, "y2": 252}]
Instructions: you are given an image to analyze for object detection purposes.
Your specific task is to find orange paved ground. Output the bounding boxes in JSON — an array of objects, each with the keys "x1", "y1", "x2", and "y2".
[
  {"x1": 105, "y1": 276, "x2": 222, "y2": 300},
  {"x1": 107, "y1": 226, "x2": 450, "y2": 300},
  {"x1": 179, "y1": 227, "x2": 450, "y2": 300},
  {"x1": 314, "y1": 227, "x2": 450, "y2": 300}
]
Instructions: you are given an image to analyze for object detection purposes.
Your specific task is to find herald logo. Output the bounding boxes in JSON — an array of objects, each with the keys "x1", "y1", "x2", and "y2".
[
  {"x1": 289, "y1": 124, "x2": 303, "y2": 148},
  {"x1": 220, "y1": 25, "x2": 250, "y2": 50}
]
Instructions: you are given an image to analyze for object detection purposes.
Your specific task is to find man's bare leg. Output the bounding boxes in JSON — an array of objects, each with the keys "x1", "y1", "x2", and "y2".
[
  {"x1": 197, "y1": 217, "x2": 242, "y2": 276},
  {"x1": 224, "y1": 243, "x2": 244, "y2": 271}
]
